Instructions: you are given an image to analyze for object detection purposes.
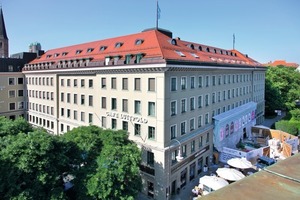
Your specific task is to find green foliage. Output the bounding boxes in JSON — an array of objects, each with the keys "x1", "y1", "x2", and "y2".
[
  {"x1": 87, "y1": 130, "x2": 142, "y2": 200},
  {"x1": 0, "y1": 116, "x2": 33, "y2": 137},
  {"x1": 265, "y1": 66, "x2": 300, "y2": 112},
  {"x1": 290, "y1": 109, "x2": 300, "y2": 121},
  {"x1": 275, "y1": 120, "x2": 300, "y2": 136},
  {"x1": 0, "y1": 129, "x2": 70, "y2": 200}
]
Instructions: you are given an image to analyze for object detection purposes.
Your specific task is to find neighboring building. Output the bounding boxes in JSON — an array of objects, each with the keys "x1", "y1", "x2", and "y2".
[
  {"x1": 23, "y1": 27, "x2": 266, "y2": 199},
  {"x1": 264, "y1": 60, "x2": 299, "y2": 68},
  {"x1": 0, "y1": 8, "x2": 38, "y2": 119}
]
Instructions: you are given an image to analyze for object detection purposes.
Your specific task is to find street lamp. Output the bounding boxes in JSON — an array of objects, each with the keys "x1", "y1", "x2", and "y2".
[{"x1": 173, "y1": 139, "x2": 184, "y2": 162}]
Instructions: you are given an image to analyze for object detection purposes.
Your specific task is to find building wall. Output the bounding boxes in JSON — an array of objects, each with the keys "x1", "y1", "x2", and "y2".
[
  {"x1": 0, "y1": 72, "x2": 25, "y2": 119},
  {"x1": 23, "y1": 64, "x2": 266, "y2": 199}
]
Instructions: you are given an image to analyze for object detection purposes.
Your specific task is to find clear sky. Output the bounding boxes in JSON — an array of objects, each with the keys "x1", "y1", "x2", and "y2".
[{"x1": 2, "y1": 0, "x2": 300, "y2": 64}]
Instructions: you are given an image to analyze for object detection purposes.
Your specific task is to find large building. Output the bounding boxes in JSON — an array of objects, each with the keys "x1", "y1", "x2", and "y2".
[
  {"x1": 23, "y1": 27, "x2": 266, "y2": 199},
  {"x1": 0, "y1": 8, "x2": 38, "y2": 119}
]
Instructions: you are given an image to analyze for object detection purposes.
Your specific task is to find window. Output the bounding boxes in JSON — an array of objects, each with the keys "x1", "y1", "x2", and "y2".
[
  {"x1": 218, "y1": 75, "x2": 222, "y2": 85},
  {"x1": 205, "y1": 76, "x2": 209, "y2": 87},
  {"x1": 205, "y1": 113, "x2": 209, "y2": 125},
  {"x1": 122, "y1": 78, "x2": 128, "y2": 90},
  {"x1": 105, "y1": 57, "x2": 110, "y2": 65},
  {"x1": 134, "y1": 124, "x2": 141, "y2": 135},
  {"x1": 66, "y1": 93, "x2": 71, "y2": 103},
  {"x1": 101, "y1": 97, "x2": 106, "y2": 109},
  {"x1": 181, "y1": 121, "x2": 186, "y2": 135},
  {"x1": 212, "y1": 76, "x2": 216, "y2": 86},
  {"x1": 148, "y1": 126, "x2": 155, "y2": 139},
  {"x1": 171, "y1": 77, "x2": 177, "y2": 91},
  {"x1": 18, "y1": 78, "x2": 23, "y2": 84},
  {"x1": 81, "y1": 95, "x2": 85, "y2": 105},
  {"x1": 74, "y1": 94, "x2": 77, "y2": 104},
  {"x1": 170, "y1": 125, "x2": 176, "y2": 139},
  {"x1": 89, "y1": 95, "x2": 93, "y2": 106},
  {"x1": 190, "y1": 97, "x2": 195, "y2": 111},
  {"x1": 8, "y1": 65, "x2": 13, "y2": 72},
  {"x1": 111, "y1": 78, "x2": 117, "y2": 89},
  {"x1": 199, "y1": 136, "x2": 203, "y2": 147},
  {"x1": 191, "y1": 140, "x2": 195, "y2": 153},
  {"x1": 134, "y1": 100, "x2": 141, "y2": 114},
  {"x1": 223, "y1": 91, "x2": 226, "y2": 100},
  {"x1": 18, "y1": 90, "x2": 23, "y2": 97},
  {"x1": 134, "y1": 78, "x2": 141, "y2": 91},
  {"x1": 81, "y1": 79, "x2": 85, "y2": 87},
  {"x1": 148, "y1": 78, "x2": 155, "y2": 92},
  {"x1": 8, "y1": 78, "x2": 15, "y2": 85},
  {"x1": 67, "y1": 79, "x2": 71, "y2": 87},
  {"x1": 122, "y1": 99, "x2": 128, "y2": 112},
  {"x1": 61, "y1": 79, "x2": 64, "y2": 86},
  {"x1": 9, "y1": 90, "x2": 15, "y2": 98},
  {"x1": 190, "y1": 77, "x2": 195, "y2": 89},
  {"x1": 101, "y1": 78, "x2": 106, "y2": 89},
  {"x1": 198, "y1": 76, "x2": 203, "y2": 88},
  {"x1": 125, "y1": 55, "x2": 131, "y2": 64},
  {"x1": 74, "y1": 110, "x2": 78, "y2": 120},
  {"x1": 205, "y1": 94, "x2": 209, "y2": 106},
  {"x1": 61, "y1": 108, "x2": 64, "y2": 116},
  {"x1": 181, "y1": 77, "x2": 187, "y2": 90},
  {"x1": 181, "y1": 99, "x2": 186, "y2": 113},
  {"x1": 212, "y1": 93, "x2": 216, "y2": 104},
  {"x1": 111, "y1": 98, "x2": 117, "y2": 110},
  {"x1": 148, "y1": 102, "x2": 155, "y2": 116},
  {"x1": 18, "y1": 102, "x2": 24, "y2": 109},
  {"x1": 147, "y1": 151, "x2": 154, "y2": 166},
  {"x1": 67, "y1": 109, "x2": 71, "y2": 118},
  {"x1": 122, "y1": 121, "x2": 128, "y2": 131},
  {"x1": 190, "y1": 118, "x2": 195, "y2": 131},
  {"x1": 171, "y1": 101, "x2": 177, "y2": 116},
  {"x1": 74, "y1": 79, "x2": 77, "y2": 87},
  {"x1": 9, "y1": 103, "x2": 15, "y2": 110},
  {"x1": 198, "y1": 115, "x2": 202, "y2": 128},
  {"x1": 89, "y1": 79, "x2": 93, "y2": 88},
  {"x1": 61, "y1": 93, "x2": 64, "y2": 102},
  {"x1": 102, "y1": 116, "x2": 106, "y2": 128},
  {"x1": 198, "y1": 96, "x2": 203, "y2": 108},
  {"x1": 89, "y1": 113, "x2": 93, "y2": 123},
  {"x1": 206, "y1": 132, "x2": 210, "y2": 143},
  {"x1": 112, "y1": 118, "x2": 117, "y2": 129},
  {"x1": 181, "y1": 145, "x2": 187, "y2": 157},
  {"x1": 228, "y1": 90, "x2": 231, "y2": 99}
]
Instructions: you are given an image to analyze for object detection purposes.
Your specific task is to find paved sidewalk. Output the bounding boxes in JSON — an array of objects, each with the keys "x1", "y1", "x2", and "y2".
[{"x1": 262, "y1": 111, "x2": 286, "y2": 128}]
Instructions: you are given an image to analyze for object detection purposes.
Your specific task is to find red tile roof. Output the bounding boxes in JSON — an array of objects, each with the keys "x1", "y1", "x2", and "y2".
[
  {"x1": 264, "y1": 60, "x2": 299, "y2": 68},
  {"x1": 26, "y1": 28, "x2": 262, "y2": 70}
]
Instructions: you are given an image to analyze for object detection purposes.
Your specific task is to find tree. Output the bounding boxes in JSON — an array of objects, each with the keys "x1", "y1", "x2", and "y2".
[
  {"x1": 0, "y1": 116, "x2": 33, "y2": 137},
  {"x1": 0, "y1": 129, "x2": 75, "y2": 200},
  {"x1": 87, "y1": 130, "x2": 142, "y2": 200}
]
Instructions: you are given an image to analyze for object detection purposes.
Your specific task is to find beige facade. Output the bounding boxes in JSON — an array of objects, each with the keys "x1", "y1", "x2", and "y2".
[
  {"x1": 23, "y1": 61, "x2": 265, "y2": 199},
  {"x1": 0, "y1": 72, "x2": 25, "y2": 119}
]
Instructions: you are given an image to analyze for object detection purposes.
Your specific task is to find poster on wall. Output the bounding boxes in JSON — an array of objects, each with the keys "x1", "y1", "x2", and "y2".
[{"x1": 220, "y1": 127, "x2": 225, "y2": 141}]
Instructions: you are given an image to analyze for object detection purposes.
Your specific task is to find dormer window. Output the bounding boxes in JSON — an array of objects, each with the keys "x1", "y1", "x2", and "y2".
[
  {"x1": 214, "y1": 49, "x2": 217, "y2": 53},
  {"x1": 46, "y1": 55, "x2": 52, "y2": 58},
  {"x1": 199, "y1": 46, "x2": 202, "y2": 51},
  {"x1": 62, "y1": 52, "x2": 68, "y2": 56},
  {"x1": 188, "y1": 44, "x2": 194, "y2": 50},
  {"x1": 175, "y1": 50, "x2": 185, "y2": 57},
  {"x1": 135, "y1": 53, "x2": 144, "y2": 64},
  {"x1": 100, "y1": 46, "x2": 107, "y2": 51},
  {"x1": 54, "y1": 53, "x2": 60, "y2": 57},
  {"x1": 191, "y1": 53, "x2": 199, "y2": 58},
  {"x1": 230, "y1": 52, "x2": 233, "y2": 56},
  {"x1": 115, "y1": 42, "x2": 123, "y2": 48},
  {"x1": 171, "y1": 39, "x2": 177, "y2": 45},
  {"x1": 220, "y1": 50, "x2": 223, "y2": 54},
  {"x1": 135, "y1": 39, "x2": 144, "y2": 45},
  {"x1": 76, "y1": 50, "x2": 82, "y2": 54},
  {"x1": 125, "y1": 54, "x2": 132, "y2": 64},
  {"x1": 206, "y1": 47, "x2": 210, "y2": 52},
  {"x1": 105, "y1": 56, "x2": 110, "y2": 66},
  {"x1": 87, "y1": 48, "x2": 94, "y2": 53}
]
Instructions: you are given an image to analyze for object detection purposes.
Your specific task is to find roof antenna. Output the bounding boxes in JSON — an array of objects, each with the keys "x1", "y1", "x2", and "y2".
[
  {"x1": 156, "y1": 0, "x2": 161, "y2": 30},
  {"x1": 233, "y1": 33, "x2": 235, "y2": 50}
]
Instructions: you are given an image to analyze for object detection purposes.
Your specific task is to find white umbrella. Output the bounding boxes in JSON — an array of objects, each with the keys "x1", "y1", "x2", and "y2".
[
  {"x1": 216, "y1": 168, "x2": 245, "y2": 181},
  {"x1": 199, "y1": 175, "x2": 229, "y2": 191},
  {"x1": 227, "y1": 157, "x2": 252, "y2": 169}
]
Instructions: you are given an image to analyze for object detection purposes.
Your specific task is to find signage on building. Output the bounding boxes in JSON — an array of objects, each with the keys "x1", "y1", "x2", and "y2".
[{"x1": 106, "y1": 112, "x2": 148, "y2": 124}]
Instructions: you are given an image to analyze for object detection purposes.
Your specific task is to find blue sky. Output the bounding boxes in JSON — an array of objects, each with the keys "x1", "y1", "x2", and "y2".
[{"x1": 3, "y1": 0, "x2": 300, "y2": 64}]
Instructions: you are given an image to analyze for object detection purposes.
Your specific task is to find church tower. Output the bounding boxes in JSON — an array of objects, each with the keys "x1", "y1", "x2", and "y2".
[{"x1": 0, "y1": 8, "x2": 8, "y2": 58}]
